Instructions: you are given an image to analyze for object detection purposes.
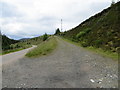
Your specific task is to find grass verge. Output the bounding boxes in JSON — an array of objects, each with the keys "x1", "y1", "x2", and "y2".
[
  {"x1": 61, "y1": 37, "x2": 118, "y2": 60},
  {"x1": 25, "y1": 37, "x2": 57, "y2": 57},
  {"x1": 86, "y1": 46, "x2": 118, "y2": 60},
  {"x1": 2, "y1": 46, "x2": 32, "y2": 55},
  {"x1": 2, "y1": 48, "x2": 24, "y2": 55}
]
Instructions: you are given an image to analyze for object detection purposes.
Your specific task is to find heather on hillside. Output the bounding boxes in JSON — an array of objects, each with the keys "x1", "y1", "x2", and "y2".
[{"x1": 62, "y1": 2, "x2": 120, "y2": 53}]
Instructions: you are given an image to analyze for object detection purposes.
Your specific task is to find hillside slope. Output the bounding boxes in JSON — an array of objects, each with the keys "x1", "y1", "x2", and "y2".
[
  {"x1": 1, "y1": 35, "x2": 19, "y2": 50},
  {"x1": 63, "y1": 2, "x2": 120, "y2": 52},
  {"x1": 1, "y1": 33, "x2": 49, "y2": 54}
]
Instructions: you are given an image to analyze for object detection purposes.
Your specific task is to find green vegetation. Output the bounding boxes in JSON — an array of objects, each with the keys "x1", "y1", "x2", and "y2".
[
  {"x1": 25, "y1": 36, "x2": 43, "y2": 45},
  {"x1": 42, "y1": 33, "x2": 49, "y2": 41},
  {"x1": 0, "y1": 34, "x2": 27, "y2": 55},
  {"x1": 1, "y1": 33, "x2": 50, "y2": 55},
  {"x1": 86, "y1": 46, "x2": 118, "y2": 60},
  {"x1": 2, "y1": 41, "x2": 32, "y2": 55},
  {"x1": 54, "y1": 28, "x2": 61, "y2": 35},
  {"x1": 1, "y1": 35, "x2": 19, "y2": 51},
  {"x1": 76, "y1": 28, "x2": 91, "y2": 39},
  {"x1": 26, "y1": 37, "x2": 57, "y2": 57},
  {"x1": 61, "y1": 2, "x2": 120, "y2": 59},
  {"x1": 61, "y1": 37, "x2": 118, "y2": 60},
  {"x1": 2, "y1": 48, "x2": 24, "y2": 55}
]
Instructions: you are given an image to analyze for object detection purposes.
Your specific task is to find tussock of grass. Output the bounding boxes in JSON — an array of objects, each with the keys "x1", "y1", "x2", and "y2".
[
  {"x1": 86, "y1": 46, "x2": 118, "y2": 60},
  {"x1": 61, "y1": 37, "x2": 118, "y2": 60},
  {"x1": 2, "y1": 46, "x2": 32, "y2": 55},
  {"x1": 26, "y1": 37, "x2": 57, "y2": 57},
  {"x1": 2, "y1": 48, "x2": 23, "y2": 55}
]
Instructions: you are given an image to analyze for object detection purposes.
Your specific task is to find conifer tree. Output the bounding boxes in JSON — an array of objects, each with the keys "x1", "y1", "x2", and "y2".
[{"x1": 55, "y1": 28, "x2": 60, "y2": 35}]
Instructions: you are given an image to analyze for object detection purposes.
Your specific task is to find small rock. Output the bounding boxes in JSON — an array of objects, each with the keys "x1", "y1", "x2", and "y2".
[
  {"x1": 99, "y1": 78, "x2": 103, "y2": 82},
  {"x1": 90, "y1": 79, "x2": 95, "y2": 83},
  {"x1": 110, "y1": 75, "x2": 113, "y2": 78},
  {"x1": 98, "y1": 81, "x2": 102, "y2": 84},
  {"x1": 97, "y1": 78, "x2": 103, "y2": 84}
]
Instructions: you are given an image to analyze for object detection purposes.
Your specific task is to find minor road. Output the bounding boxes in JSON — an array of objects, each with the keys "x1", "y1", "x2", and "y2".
[
  {"x1": 2, "y1": 37, "x2": 118, "y2": 88},
  {"x1": 1, "y1": 45, "x2": 36, "y2": 66}
]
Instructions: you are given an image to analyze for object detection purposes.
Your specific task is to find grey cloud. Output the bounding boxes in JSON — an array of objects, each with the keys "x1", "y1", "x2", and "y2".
[
  {"x1": 1, "y1": 0, "x2": 111, "y2": 40},
  {"x1": 0, "y1": 1, "x2": 22, "y2": 18},
  {"x1": 2, "y1": 24, "x2": 55, "y2": 40}
]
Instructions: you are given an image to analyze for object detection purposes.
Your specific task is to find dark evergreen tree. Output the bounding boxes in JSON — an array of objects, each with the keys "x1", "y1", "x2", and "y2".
[
  {"x1": 2, "y1": 35, "x2": 19, "y2": 50},
  {"x1": 55, "y1": 28, "x2": 60, "y2": 35},
  {"x1": 43, "y1": 33, "x2": 48, "y2": 41}
]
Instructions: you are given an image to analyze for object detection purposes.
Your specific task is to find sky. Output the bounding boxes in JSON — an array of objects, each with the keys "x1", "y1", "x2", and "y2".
[{"x1": 0, "y1": 0, "x2": 117, "y2": 40}]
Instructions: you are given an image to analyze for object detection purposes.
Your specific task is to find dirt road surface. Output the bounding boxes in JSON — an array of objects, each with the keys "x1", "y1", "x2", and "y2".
[
  {"x1": 2, "y1": 37, "x2": 118, "y2": 88},
  {"x1": 2, "y1": 45, "x2": 36, "y2": 65}
]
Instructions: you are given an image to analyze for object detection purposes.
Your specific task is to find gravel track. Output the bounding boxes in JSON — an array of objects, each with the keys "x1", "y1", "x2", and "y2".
[
  {"x1": 2, "y1": 37, "x2": 118, "y2": 88},
  {"x1": 2, "y1": 45, "x2": 36, "y2": 65}
]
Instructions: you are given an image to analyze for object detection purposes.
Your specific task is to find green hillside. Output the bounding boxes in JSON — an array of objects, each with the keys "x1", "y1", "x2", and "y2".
[
  {"x1": 1, "y1": 33, "x2": 50, "y2": 54},
  {"x1": 1, "y1": 35, "x2": 19, "y2": 51},
  {"x1": 63, "y1": 2, "x2": 120, "y2": 53}
]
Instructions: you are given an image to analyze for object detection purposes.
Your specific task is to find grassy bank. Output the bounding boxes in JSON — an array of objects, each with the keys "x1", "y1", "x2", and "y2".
[
  {"x1": 2, "y1": 45, "x2": 32, "y2": 55},
  {"x1": 1, "y1": 34, "x2": 50, "y2": 55},
  {"x1": 61, "y1": 2, "x2": 120, "y2": 61},
  {"x1": 61, "y1": 37, "x2": 118, "y2": 60},
  {"x1": 26, "y1": 37, "x2": 57, "y2": 57},
  {"x1": 86, "y1": 47, "x2": 118, "y2": 60},
  {"x1": 2, "y1": 48, "x2": 24, "y2": 55}
]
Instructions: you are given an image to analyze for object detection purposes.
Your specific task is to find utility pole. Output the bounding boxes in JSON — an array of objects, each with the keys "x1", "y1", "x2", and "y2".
[{"x1": 61, "y1": 19, "x2": 62, "y2": 32}]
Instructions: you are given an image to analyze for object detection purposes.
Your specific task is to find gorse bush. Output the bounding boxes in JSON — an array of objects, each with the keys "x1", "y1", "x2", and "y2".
[
  {"x1": 76, "y1": 28, "x2": 91, "y2": 38},
  {"x1": 81, "y1": 41, "x2": 89, "y2": 47},
  {"x1": 94, "y1": 40, "x2": 103, "y2": 48},
  {"x1": 43, "y1": 33, "x2": 48, "y2": 41},
  {"x1": 76, "y1": 32, "x2": 86, "y2": 38}
]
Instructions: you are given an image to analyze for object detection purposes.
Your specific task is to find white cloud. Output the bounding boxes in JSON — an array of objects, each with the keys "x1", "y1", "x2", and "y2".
[{"x1": 0, "y1": 0, "x2": 113, "y2": 39}]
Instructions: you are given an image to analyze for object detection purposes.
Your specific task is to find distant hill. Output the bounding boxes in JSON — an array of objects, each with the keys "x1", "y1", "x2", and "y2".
[
  {"x1": 1, "y1": 33, "x2": 45, "y2": 52},
  {"x1": 63, "y1": 2, "x2": 120, "y2": 52},
  {"x1": 1, "y1": 35, "x2": 19, "y2": 50},
  {"x1": 19, "y1": 38, "x2": 31, "y2": 41}
]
